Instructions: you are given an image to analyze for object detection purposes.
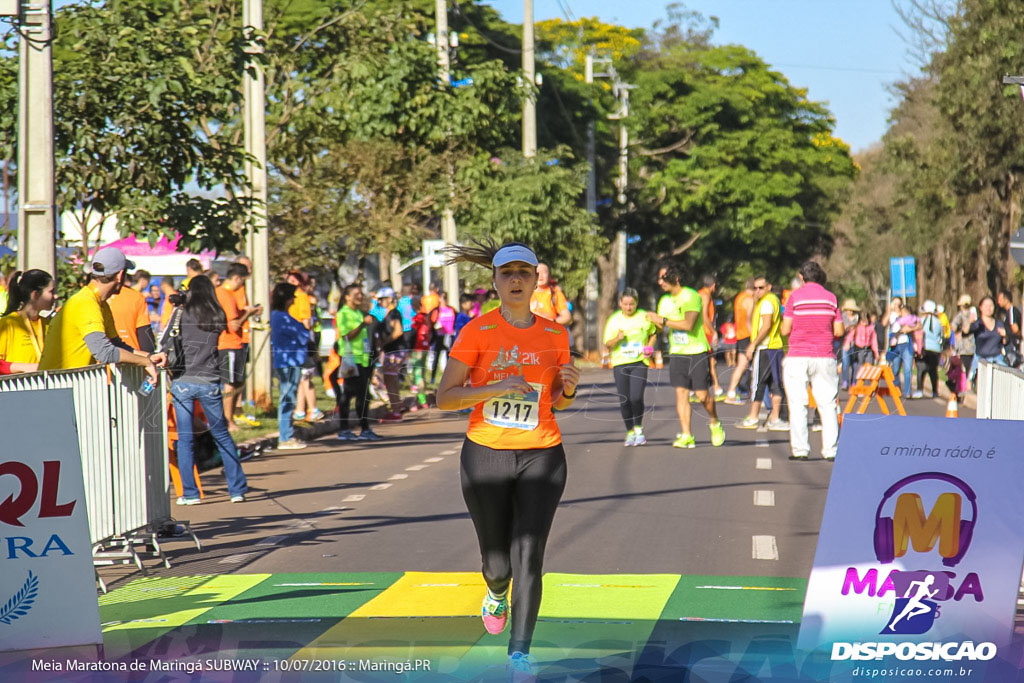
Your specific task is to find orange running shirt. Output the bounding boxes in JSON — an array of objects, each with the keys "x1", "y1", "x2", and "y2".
[
  {"x1": 421, "y1": 292, "x2": 439, "y2": 313},
  {"x1": 234, "y1": 285, "x2": 251, "y2": 344},
  {"x1": 216, "y1": 285, "x2": 244, "y2": 350},
  {"x1": 529, "y1": 285, "x2": 569, "y2": 322},
  {"x1": 734, "y1": 290, "x2": 753, "y2": 341},
  {"x1": 106, "y1": 286, "x2": 150, "y2": 350},
  {"x1": 448, "y1": 309, "x2": 571, "y2": 450}
]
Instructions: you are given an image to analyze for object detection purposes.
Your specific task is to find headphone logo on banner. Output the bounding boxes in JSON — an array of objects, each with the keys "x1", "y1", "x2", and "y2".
[
  {"x1": 870, "y1": 473, "x2": 978, "y2": 635},
  {"x1": 873, "y1": 472, "x2": 977, "y2": 568}
]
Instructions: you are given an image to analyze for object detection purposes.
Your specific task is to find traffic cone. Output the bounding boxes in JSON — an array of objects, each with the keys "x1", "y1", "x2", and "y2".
[
  {"x1": 654, "y1": 350, "x2": 664, "y2": 369},
  {"x1": 945, "y1": 395, "x2": 958, "y2": 418}
]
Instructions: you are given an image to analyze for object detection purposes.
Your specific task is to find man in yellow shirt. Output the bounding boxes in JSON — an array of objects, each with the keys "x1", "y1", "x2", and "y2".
[
  {"x1": 736, "y1": 277, "x2": 786, "y2": 430},
  {"x1": 39, "y1": 248, "x2": 165, "y2": 380}
]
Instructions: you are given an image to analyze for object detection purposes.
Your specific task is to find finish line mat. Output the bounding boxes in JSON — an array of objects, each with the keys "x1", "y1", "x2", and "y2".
[{"x1": 1, "y1": 572, "x2": 810, "y2": 681}]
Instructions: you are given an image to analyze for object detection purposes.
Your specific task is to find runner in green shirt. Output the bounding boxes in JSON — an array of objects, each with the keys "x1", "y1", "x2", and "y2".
[
  {"x1": 646, "y1": 263, "x2": 725, "y2": 449},
  {"x1": 603, "y1": 288, "x2": 657, "y2": 446}
]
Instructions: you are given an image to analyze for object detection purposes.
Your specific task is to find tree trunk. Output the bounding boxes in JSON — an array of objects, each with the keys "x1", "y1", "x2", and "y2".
[{"x1": 379, "y1": 251, "x2": 391, "y2": 284}]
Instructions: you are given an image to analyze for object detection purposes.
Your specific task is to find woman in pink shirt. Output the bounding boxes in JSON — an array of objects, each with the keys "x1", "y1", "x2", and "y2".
[
  {"x1": 429, "y1": 291, "x2": 457, "y2": 384},
  {"x1": 842, "y1": 310, "x2": 879, "y2": 388}
]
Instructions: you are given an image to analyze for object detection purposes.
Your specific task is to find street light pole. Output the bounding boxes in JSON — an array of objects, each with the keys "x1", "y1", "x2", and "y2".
[
  {"x1": 244, "y1": 0, "x2": 272, "y2": 411},
  {"x1": 435, "y1": 0, "x2": 459, "y2": 297},
  {"x1": 522, "y1": 0, "x2": 536, "y2": 158},
  {"x1": 15, "y1": 0, "x2": 56, "y2": 275}
]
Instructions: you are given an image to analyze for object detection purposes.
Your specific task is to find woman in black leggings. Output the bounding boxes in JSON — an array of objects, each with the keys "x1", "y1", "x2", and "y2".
[
  {"x1": 437, "y1": 240, "x2": 579, "y2": 679},
  {"x1": 603, "y1": 288, "x2": 657, "y2": 446}
]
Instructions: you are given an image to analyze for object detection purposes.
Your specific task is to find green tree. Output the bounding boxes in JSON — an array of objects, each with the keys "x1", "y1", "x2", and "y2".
[
  {"x1": 455, "y1": 148, "x2": 606, "y2": 297},
  {"x1": 0, "y1": 0, "x2": 254, "y2": 257}
]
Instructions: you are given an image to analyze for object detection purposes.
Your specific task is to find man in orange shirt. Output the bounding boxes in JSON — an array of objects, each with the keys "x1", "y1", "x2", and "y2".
[
  {"x1": 725, "y1": 279, "x2": 755, "y2": 403},
  {"x1": 529, "y1": 263, "x2": 571, "y2": 325},
  {"x1": 421, "y1": 281, "x2": 440, "y2": 314},
  {"x1": 697, "y1": 275, "x2": 724, "y2": 398},
  {"x1": 107, "y1": 267, "x2": 156, "y2": 353},
  {"x1": 233, "y1": 256, "x2": 259, "y2": 426},
  {"x1": 158, "y1": 276, "x2": 178, "y2": 332},
  {"x1": 218, "y1": 263, "x2": 260, "y2": 431}
]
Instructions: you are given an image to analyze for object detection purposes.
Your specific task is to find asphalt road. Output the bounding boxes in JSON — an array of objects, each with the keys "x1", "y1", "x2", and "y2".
[{"x1": 108, "y1": 366, "x2": 963, "y2": 591}]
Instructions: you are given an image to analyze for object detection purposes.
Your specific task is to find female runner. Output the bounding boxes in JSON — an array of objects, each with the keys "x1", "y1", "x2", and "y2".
[{"x1": 436, "y1": 241, "x2": 579, "y2": 678}]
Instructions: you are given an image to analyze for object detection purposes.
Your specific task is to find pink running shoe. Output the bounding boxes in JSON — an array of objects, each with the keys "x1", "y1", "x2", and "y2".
[{"x1": 481, "y1": 591, "x2": 509, "y2": 635}]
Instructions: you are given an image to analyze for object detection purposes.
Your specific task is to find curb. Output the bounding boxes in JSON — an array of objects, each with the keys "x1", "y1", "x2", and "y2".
[{"x1": 238, "y1": 392, "x2": 438, "y2": 455}]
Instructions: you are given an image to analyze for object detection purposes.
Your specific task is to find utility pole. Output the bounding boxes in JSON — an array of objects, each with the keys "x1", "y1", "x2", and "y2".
[
  {"x1": 587, "y1": 54, "x2": 634, "y2": 292},
  {"x1": 435, "y1": 0, "x2": 459, "y2": 297},
  {"x1": 583, "y1": 54, "x2": 599, "y2": 356},
  {"x1": 12, "y1": 0, "x2": 56, "y2": 275},
  {"x1": 244, "y1": 0, "x2": 272, "y2": 411},
  {"x1": 522, "y1": 0, "x2": 536, "y2": 158}
]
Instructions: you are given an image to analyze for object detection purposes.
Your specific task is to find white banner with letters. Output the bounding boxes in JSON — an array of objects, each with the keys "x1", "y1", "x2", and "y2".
[
  {"x1": 798, "y1": 415, "x2": 1024, "y2": 652},
  {"x1": 0, "y1": 389, "x2": 102, "y2": 652}
]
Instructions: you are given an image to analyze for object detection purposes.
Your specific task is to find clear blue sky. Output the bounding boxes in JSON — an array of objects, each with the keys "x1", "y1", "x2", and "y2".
[{"x1": 486, "y1": 0, "x2": 913, "y2": 153}]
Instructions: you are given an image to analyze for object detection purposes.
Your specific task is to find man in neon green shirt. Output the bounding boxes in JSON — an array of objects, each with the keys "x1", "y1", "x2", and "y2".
[
  {"x1": 647, "y1": 263, "x2": 725, "y2": 449},
  {"x1": 737, "y1": 276, "x2": 787, "y2": 430}
]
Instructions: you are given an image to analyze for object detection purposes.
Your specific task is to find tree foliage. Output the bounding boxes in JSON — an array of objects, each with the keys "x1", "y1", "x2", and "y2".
[{"x1": 0, "y1": 0, "x2": 254, "y2": 256}]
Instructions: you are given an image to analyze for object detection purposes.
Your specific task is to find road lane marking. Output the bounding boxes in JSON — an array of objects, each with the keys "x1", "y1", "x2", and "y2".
[
  {"x1": 756, "y1": 457, "x2": 772, "y2": 470},
  {"x1": 695, "y1": 585, "x2": 797, "y2": 591},
  {"x1": 388, "y1": 474, "x2": 408, "y2": 480},
  {"x1": 405, "y1": 465, "x2": 428, "y2": 471},
  {"x1": 439, "y1": 450, "x2": 457, "y2": 455},
  {"x1": 755, "y1": 439, "x2": 769, "y2": 448},
  {"x1": 370, "y1": 483, "x2": 392, "y2": 490},
  {"x1": 342, "y1": 495, "x2": 365, "y2": 502},
  {"x1": 218, "y1": 553, "x2": 260, "y2": 564},
  {"x1": 753, "y1": 490, "x2": 775, "y2": 507},
  {"x1": 257, "y1": 536, "x2": 288, "y2": 546},
  {"x1": 425, "y1": 457, "x2": 444, "y2": 463},
  {"x1": 752, "y1": 535, "x2": 779, "y2": 560},
  {"x1": 680, "y1": 617, "x2": 794, "y2": 624}
]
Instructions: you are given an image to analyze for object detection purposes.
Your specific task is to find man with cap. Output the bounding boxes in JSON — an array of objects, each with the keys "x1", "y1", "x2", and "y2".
[
  {"x1": 839, "y1": 298, "x2": 861, "y2": 389},
  {"x1": 917, "y1": 299, "x2": 944, "y2": 398},
  {"x1": 951, "y1": 294, "x2": 976, "y2": 383},
  {"x1": 39, "y1": 247, "x2": 166, "y2": 380}
]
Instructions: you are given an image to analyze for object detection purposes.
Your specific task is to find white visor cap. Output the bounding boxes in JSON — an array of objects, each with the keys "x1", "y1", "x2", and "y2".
[{"x1": 492, "y1": 244, "x2": 539, "y2": 268}]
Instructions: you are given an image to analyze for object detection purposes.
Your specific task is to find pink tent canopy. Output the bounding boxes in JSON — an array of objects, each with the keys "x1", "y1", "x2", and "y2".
[{"x1": 92, "y1": 234, "x2": 217, "y2": 260}]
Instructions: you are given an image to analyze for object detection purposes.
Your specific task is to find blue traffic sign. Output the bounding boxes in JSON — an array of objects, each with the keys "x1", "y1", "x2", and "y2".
[{"x1": 889, "y1": 256, "x2": 917, "y2": 298}]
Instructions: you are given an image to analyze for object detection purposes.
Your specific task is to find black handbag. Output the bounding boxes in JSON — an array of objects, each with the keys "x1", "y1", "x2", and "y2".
[
  {"x1": 159, "y1": 307, "x2": 186, "y2": 379},
  {"x1": 1003, "y1": 341, "x2": 1022, "y2": 368}
]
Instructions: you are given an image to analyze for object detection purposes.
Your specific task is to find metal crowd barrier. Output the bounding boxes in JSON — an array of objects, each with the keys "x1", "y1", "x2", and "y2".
[
  {"x1": 0, "y1": 365, "x2": 171, "y2": 568},
  {"x1": 976, "y1": 360, "x2": 1024, "y2": 420}
]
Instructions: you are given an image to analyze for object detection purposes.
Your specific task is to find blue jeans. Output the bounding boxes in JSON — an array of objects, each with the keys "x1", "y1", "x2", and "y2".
[
  {"x1": 171, "y1": 381, "x2": 247, "y2": 499},
  {"x1": 275, "y1": 366, "x2": 302, "y2": 442},
  {"x1": 886, "y1": 342, "x2": 915, "y2": 392}
]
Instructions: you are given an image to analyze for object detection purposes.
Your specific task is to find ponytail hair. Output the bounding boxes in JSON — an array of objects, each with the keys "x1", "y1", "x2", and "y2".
[
  {"x1": 443, "y1": 237, "x2": 533, "y2": 270},
  {"x1": 3, "y1": 269, "x2": 54, "y2": 316}
]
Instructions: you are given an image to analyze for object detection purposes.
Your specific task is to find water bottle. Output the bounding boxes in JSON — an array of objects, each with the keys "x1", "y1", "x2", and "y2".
[{"x1": 139, "y1": 376, "x2": 157, "y2": 396}]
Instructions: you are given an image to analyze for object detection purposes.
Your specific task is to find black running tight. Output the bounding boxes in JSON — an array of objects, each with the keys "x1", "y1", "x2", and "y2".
[
  {"x1": 460, "y1": 439, "x2": 567, "y2": 655},
  {"x1": 613, "y1": 361, "x2": 648, "y2": 432}
]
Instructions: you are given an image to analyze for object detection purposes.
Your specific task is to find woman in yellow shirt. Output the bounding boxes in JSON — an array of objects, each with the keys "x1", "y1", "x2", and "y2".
[{"x1": 0, "y1": 269, "x2": 56, "y2": 374}]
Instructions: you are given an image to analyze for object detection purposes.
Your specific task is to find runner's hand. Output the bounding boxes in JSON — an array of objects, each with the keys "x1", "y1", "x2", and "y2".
[
  {"x1": 644, "y1": 311, "x2": 661, "y2": 325},
  {"x1": 559, "y1": 362, "x2": 580, "y2": 396},
  {"x1": 497, "y1": 375, "x2": 532, "y2": 395}
]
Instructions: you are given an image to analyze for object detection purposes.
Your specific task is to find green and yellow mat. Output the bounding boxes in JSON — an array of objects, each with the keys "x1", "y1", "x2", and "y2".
[{"x1": 5, "y1": 573, "x2": 809, "y2": 680}]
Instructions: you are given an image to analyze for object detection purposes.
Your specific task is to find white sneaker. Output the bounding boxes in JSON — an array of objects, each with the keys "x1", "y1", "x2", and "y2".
[
  {"x1": 767, "y1": 420, "x2": 790, "y2": 431},
  {"x1": 276, "y1": 439, "x2": 307, "y2": 450}
]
